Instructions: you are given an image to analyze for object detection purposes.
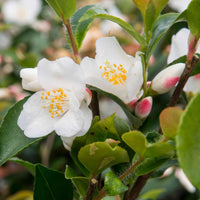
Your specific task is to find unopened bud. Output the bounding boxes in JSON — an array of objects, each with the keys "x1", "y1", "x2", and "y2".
[
  {"x1": 151, "y1": 63, "x2": 185, "y2": 94},
  {"x1": 135, "y1": 96, "x2": 152, "y2": 119},
  {"x1": 20, "y1": 68, "x2": 43, "y2": 91}
]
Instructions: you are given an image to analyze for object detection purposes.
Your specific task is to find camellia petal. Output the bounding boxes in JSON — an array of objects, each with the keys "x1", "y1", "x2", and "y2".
[
  {"x1": 184, "y1": 74, "x2": 200, "y2": 94},
  {"x1": 20, "y1": 68, "x2": 43, "y2": 92},
  {"x1": 38, "y1": 57, "x2": 85, "y2": 102},
  {"x1": 81, "y1": 37, "x2": 143, "y2": 104}
]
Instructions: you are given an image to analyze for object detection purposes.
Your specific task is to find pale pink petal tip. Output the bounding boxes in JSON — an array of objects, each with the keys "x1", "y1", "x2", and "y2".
[
  {"x1": 127, "y1": 99, "x2": 138, "y2": 111},
  {"x1": 164, "y1": 77, "x2": 180, "y2": 89},
  {"x1": 135, "y1": 97, "x2": 153, "y2": 119},
  {"x1": 86, "y1": 88, "x2": 92, "y2": 97}
]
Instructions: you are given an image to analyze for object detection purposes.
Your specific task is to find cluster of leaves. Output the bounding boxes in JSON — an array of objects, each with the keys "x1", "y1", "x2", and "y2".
[{"x1": 1, "y1": 0, "x2": 200, "y2": 199}]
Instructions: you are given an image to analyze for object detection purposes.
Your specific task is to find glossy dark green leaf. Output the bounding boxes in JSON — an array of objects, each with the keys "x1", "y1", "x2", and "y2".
[
  {"x1": 66, "y1": 5, "x2": 96, "y2": 49},
  {"x1": 147, "y1": 13, "x2": 182, "y2": 61},
  {"x1": 78, "y1": 142, "x2": 129, "y2": 175},
  {"x1": 45, "y1": 0, "x2": 76, "y2": 19},
  {"x1": 177, "y1": 93, "x2": 200, "y2": 188},
  {"x1": 0, "y1": 97, "x2": 41, "y2": 166},
  {"x1": 88, "y1": 86, "x2": 142, "y2": 129},
  {"x1": 187, "y1": 0, "x2": 200, "y2": 37},
  {"x1": 122, "y1": 131, "x2": 148, "y2": 156},
  {"x1": 135, "y1": 156, "x2": 170, "y2": 176},
  {"x1": 79, "y1": 6, "x2": 147, "y2": 46},
  {"x1": 34, "y1": 164, "x2": 73, "y2": 200},
  {"x1": 9, "y1": 157, "x2": 35, "y2": 176},
  {"x1": 104, "y1": 171, "x2": 128, "y2": 196},
  {"x1": 139, "y1": 188, "x2": 165, "y2": 200}
]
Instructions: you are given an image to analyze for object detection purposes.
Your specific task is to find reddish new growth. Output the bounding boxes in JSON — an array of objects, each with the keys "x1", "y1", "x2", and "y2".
[{"x1": 164, "y1": 77, "x2": 180, "y2": 89}]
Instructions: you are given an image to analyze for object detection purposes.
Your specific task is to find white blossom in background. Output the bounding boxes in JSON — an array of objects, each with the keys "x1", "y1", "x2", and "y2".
[
  {"x1": 151, "y1": 63, "x2": 185, "y2": 94},
  {"x1": 2, "y1": 0, "x2": 42, "y2": 25},
  {"x1": 100, "y1": 0, "x2": 127, "y2": 35},
  {"x1": 0, "y1": 32, "x2": 11, "y2": 50},
  {"x1": 81, "y1": 37, "x2": 143, "y2": 104},
  {"x1": 99, "y1": 97, "x2": 128, "y2": 121},
  {"x1": 168, "y1": 28, "x2": 200, "y2": 94},
  {"x1": 175, "y1": 169, "x2": 196, "y2": 193},
  {"x1": 18, "y1": 57, "x2": 92, "y2": 150},
  {"x1": 168, "y1": 0, "x2": 191, "y2": 12}
]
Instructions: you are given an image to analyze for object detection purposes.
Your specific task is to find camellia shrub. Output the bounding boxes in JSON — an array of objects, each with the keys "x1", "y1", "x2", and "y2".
[{"x1": 1, "y1": 0, "x2": 200, "y2": 199}]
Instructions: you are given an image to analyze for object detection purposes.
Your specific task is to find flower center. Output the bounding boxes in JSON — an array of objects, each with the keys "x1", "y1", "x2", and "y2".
[
  {"x1": 99, "y1": 61, "x2": 127, "y2": 85},
  {"x1": 40, "y1": 88, "x2": 69, "y2": 118}
]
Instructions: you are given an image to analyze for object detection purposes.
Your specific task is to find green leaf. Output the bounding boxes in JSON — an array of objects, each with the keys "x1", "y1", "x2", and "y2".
[
  {"x1": 45, "y1": 0, "x2": 76, "y2": 19},
  {"x1": 135, "y1": 156, "x2": 170, "y2": 176},
  {"x1": 114, "y1": 117, "x2": 130, "y2": 136},
  {"x1": 79, "y1": 6, "x2": 147, "y2": 46},
  {"x1": 78, "y1": 142, "x2": 129, "y2": 175},
  {"x1": 9, "y1": 157, "x2": 35, "y2": 176},
  {"x1": 122, "y1": 131, "x2": 148, "y2": 156},
  {"x1": 65, "y1": 165, "x2": 78, "y2": 179},
  {"x1": 88, "y1": 86, "x2": 143, "y2": 129},
  {"x1": 85, "y1": 114, "x2": 119, "y2": 144},
  {"x1": 187, "y1": 0, "x2": 200, "y2": 37},
  {"x1": 104, "y1": 171, "x2": 128, "y2": 196},
  {"x1": 146, "y1": 13, "x2": 180, "y2": 61},
  {"x1": 0, "y1": 97, "x2": 42, "y2": 166},
  {"x1": 133, "y1": 0, "x2": 169, "y2": 33},
  {"x1": 177, "y1": 93, "x2": 200, "y2": 188},
  {"x1": 139, "y1": 188, "x2": 165, "y2": 200},
  {"x1": 66, "y1": 5, "x2": 96, "y2": 49},
  {"x1": 71, "y1": 177, "x2": 90, "y2": 197},
  {"x1": 144, "y1": 142, "x2": 175, "y2": 158},
  {"x1": 160, "y1": 107, "x2": 184, "y2": 138},
  {"x1": 34, "y1": 164, "x2": 73, "y2": 200}
]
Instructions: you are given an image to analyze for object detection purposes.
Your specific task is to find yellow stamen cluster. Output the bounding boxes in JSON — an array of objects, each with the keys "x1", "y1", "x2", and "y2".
[
  {"x1": 40, "y1": 88, "x2": 68, "y2": 118},
  {"x1": 99, "y1": 61, "x2": 127, "y2": 85}
]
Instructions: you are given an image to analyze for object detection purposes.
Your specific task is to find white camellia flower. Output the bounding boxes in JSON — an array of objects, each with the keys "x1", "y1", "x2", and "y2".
[
  {"x1": 80, "y1": 37, "x2": 143, "y2": 104},
  {"x1": 168, "y1": 28, "x2": 200, "y2": 64},
  {"x1": 168, "y1": 0, "x2": 191, "y2": 13},
  {"x1": 168, "y1": 28, "x2": 200, "y2": 94},
  {"x1": 18, "y1": 57, "x2": 92, "y2": 146},
  {"x1": 2, "y1": 0, "x2": 41, "y2": 25}
]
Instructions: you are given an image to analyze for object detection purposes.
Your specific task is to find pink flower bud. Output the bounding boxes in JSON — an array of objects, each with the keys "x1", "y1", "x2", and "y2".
[
  {"x1": 85, "y1": 88, "x2": 92, "y2": 105},
  {"x1": 151, "y1": 63, "x2": 185, "y2": 94},
  {"x1": 127, "y1": 99, "x2": 138, "y2": 111},
  {"x1": 135, "y1": 97, "x2": 152, "y2": 119}
]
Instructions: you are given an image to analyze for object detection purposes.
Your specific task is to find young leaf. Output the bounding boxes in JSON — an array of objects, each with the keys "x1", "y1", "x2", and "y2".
[
  {"x1": 45, "y1": 0, "x2": 76, "y2": 20},
  {"x1": 34, "y1": 164, "x2": 73, "y2": 200},
  {"x1": 78, "y1": 142, "x2": 129, "y2": 175},
  {"x1": 160, "y1": 107, "x2": 184, "y2": 138},
  {"x1": 104, "y1": 171, "x2": 128, "y2": 196},
  {"x1": 122, "y1": 131, "x2": 148, "y2": 157},
  {"x1": 0, "y1": 98, "x2": 42, "y2": 166},
  {"x1": 79, "y1": 6, "x2": 147, "y2": 46},
  {"x1": 187, "y1": 0, "x2": 200, "y2": 38},
  {"x1": 177, "y1": 93, "x2": 200, "y2": 188},
  {"x1": 144, "y1": 142, "x2": 175, "y2": 158},
  {"x1": 135, "y1": 156, "x2": 170, "y2": 176},
  {"x1": 133, "y1": 0, "x2": 169, "y2": 33}
]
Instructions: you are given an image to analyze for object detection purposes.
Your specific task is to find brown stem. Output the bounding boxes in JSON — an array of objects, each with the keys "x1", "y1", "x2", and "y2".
[
  {"x1": 168, "y1": 55, "x2": 199, "y2": 107},
  {"x1": 126, "y1": 172, "x2": 153, "y2": 200},
  {"x1": 41, "y1": 133, "x2": 55, "y2": 167},
  {"x1": 85, "y1": 177, "x2": 98, "y2": 200},
  {"x1": 90, "y1": 91, "x2": 100, "y2": 118},
  {"x1": 62, "y1": 16, "x2": 80, "y2": 64}
]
